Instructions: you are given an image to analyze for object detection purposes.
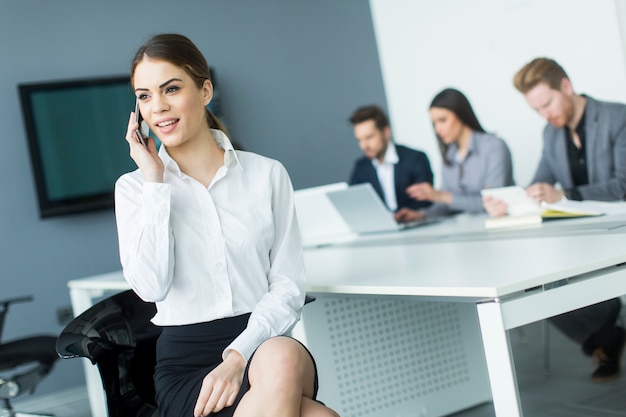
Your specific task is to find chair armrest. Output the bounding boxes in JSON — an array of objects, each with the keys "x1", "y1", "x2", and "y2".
[
  {"x1": 56, "y1": 332, "x2": 133, "y2": 364},
  {"x1": 0, "y1": 296, "x2": 33, "y2": 308},
  {"x1": 0, "y1": 295, "x2": 34, "y2": 341}
]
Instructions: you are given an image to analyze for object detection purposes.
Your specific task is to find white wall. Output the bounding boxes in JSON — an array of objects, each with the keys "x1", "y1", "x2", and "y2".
[{"x1": 369, "y1": 0, "x2": 626, "y2": 187}]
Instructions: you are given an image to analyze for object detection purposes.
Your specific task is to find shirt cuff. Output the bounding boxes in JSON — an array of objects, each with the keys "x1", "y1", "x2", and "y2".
[
  {"x1": 564, "y1": 188, "x2": 583, "y2": 201},
  {"x1": 223, "y1": 322, "x2": 268, "y2": 363}
]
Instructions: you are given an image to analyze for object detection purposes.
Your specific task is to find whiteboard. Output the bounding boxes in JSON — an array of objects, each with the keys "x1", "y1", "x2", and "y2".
[{"x1": 369, "y1": 0, "x2": 626, "y2": 187}]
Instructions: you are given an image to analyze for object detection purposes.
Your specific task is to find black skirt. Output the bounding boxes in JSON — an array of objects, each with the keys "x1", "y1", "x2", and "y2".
[{"x1": 153, "y1": 313, "x2": 319, "y2": 417}]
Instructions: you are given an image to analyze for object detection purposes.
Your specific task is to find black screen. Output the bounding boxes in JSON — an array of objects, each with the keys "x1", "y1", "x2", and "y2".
[{"x1": 18, "y1": 71, "x2": 221, "y2": 218}]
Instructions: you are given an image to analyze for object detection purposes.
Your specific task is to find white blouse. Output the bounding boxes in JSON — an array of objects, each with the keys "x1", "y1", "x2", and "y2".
[{"x1": 114, "y1": 129, "x2": 306, "y2": 361}]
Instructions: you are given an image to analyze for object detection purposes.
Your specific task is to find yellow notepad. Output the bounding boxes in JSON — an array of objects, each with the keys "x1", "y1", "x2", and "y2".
[
  {"x1": 540, "y1": 201, "x2": 604, "y2": 219},
  {"x1": 485, "y1": 214, "x2": 543, "y2": 229}
]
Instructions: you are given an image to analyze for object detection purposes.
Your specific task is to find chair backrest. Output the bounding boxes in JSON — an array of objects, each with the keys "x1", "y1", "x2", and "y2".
[{"x1": 57, "y1": 290, "x2": 161, "y2": 417}]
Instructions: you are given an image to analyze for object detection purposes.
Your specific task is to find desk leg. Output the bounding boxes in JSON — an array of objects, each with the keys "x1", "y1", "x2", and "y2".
[
  {"x1": 69, "y1": 287, "x2": 97, "y2": 317},
  {"x1": 69, "y1": 287, "x2": 108, "y2": 417},
  {"x1": 476, "y1": 300, "x2": 523, "y2": 417}
]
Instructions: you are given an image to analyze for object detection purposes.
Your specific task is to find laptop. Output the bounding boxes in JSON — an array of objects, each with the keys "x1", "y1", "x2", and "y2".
[
  {"x1": 326, "y1": 183, "x2": 438, "y2": 234},
  {"x1": 294, "y1": 182, "x2": 354, "y2": 244}
]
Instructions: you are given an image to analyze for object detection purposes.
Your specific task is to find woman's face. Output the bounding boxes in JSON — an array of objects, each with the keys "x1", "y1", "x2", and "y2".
[
  {"x1": 132, "y1": 57, "x2": 212, "y2": 149},
  {"x1": 429, "y1": 107, "x2": 465, "y2": 145}
]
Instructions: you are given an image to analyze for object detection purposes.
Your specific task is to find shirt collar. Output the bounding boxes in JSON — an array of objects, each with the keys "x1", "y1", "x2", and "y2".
[
  {"x1": 372, "y1": 141, "x2": 399, "y2": 167},
  {"x1": 158, "y1": 129, "x2": 243, "y2": 176},
  {"x1": 212, "y1": 129, "x2": 242, "y2": 170}
]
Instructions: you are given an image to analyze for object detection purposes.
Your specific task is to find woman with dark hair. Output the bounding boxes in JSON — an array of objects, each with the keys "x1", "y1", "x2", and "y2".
[
  {"x1": 115, "y1": 33, "x2": 339, "y2": 417},
  {"x1": 402, "y1": 88, "x2": 515, "y2": 219}
]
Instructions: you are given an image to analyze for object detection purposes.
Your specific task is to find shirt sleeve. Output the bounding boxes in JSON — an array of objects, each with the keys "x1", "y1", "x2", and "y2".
[
  {"x1": 448, "y1": 193, "x2": 484, "y2": 213},
  {"x1": 423, "y1": 202, "x2": 454, "y2": 218},
  {"x1": 448, "y1": 138, "x2": 514, "y2": 213},
  {"x1": 223, "y1": 162, "x2": 306, "y2": 361},
  {"x1": 114, "y1": 174, "x2": 175, "y2": 302}
]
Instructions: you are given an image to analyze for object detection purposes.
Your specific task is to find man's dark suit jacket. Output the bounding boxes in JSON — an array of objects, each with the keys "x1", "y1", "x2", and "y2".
[
  {"x1": 531, "y1": 95, "x2": 626, "y2": 201},
  {"x1": 349, "y1": 144, "x2": 434, "y2": 211}
]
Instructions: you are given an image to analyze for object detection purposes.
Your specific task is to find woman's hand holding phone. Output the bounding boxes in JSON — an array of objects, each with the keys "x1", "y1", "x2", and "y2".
[{"x1": 126, "y1": 107, "x2": 164, "y2": 183}]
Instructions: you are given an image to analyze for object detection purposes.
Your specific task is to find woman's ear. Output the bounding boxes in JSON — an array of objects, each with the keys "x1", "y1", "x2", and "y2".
[{"x1": 202, "y1": 79, "x2": 214, "y2": 106}]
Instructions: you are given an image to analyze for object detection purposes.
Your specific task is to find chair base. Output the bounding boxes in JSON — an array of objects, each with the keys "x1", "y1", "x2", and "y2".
[
  {"x1": 0, "y1": 403, "x2": 53, "y2": 417},
  {"x1": 15, "y1": 413, "x2": 54, "y2": 417},
  {"x1": 0, "y1": 411, "x2": 53, "y2": 417}
]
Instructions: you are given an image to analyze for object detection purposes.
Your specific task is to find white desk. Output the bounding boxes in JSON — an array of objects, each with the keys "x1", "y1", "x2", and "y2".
[
  {"x1": 68, "y1": 214, "x2": 626, "y2": 417},
  {"x1": 68, "y1": 270, "x2": 129, "y2": 317},
  {"x1": 302, "y1": 211, "x2": 626, "y2": 248},
  {"x1": 302, "y1": 224, "x2": 626, "y2": 416},
  {"x1": 67, "y1": 271, "x2": 127, "y2": 417}
]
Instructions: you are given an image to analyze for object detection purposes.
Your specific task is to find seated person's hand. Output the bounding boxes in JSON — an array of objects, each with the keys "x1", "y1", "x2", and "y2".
[
  {"x1": 406, "y1": 182, "x2": 436, "y2": 201},
  {"x1": 526, "y1": 183, "x2": 564, "y2": 204},
  {"x1": 394, "y1": 208, "x2": 425, "y2": 223},
  {"x1": 194, "y1": 350, "x2": 246, "y2": 417},
  {"x1": 406, "y1": 182, "x2": 435, "y2": 201},
  {"x1": 406, "y1": 183, "x2": 452, "y2": 205},
  {"x1": 482, "y1": 195, "x2": 508, "y2": 217}
]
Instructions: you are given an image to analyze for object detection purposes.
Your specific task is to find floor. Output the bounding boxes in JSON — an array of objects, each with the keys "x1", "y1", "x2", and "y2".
[
  {"x1": 452, "y1": 321, "x2": 626, "y2": 417},
  {"x1": 11, "y1": 321, "x2": 626, "y2": 417},
  {"x1": 10, "y1": 386, "x2": 90, "y2": 417}
]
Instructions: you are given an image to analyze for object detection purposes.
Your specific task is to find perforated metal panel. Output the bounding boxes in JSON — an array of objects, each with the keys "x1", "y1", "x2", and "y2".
[{"x1": 303, "y1": 296, "x2": 490, "y2": 417}]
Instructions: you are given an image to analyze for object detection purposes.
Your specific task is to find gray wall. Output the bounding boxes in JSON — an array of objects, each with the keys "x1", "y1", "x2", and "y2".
[{"x1": 0, "y1": 0, "x2": 386, "y2": 397}]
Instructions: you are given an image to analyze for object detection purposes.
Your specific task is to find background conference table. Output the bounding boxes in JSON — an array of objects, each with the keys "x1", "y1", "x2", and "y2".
[{"x1": 68, "y1": 213, "x2": 626, "y2": 417}]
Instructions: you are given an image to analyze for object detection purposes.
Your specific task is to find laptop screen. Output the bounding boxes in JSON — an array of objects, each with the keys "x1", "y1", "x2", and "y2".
[{"x1": 326, "y1": 183, "x2": 400, "y2": 233}]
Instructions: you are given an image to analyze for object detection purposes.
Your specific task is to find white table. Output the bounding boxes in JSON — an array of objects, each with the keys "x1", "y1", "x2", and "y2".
[
  {"x1": 302, "y1": 224, "x2": 626, "y2": 416},
  {"x1": 68, "y1": 214, "x2": 626, "y2": 417}
]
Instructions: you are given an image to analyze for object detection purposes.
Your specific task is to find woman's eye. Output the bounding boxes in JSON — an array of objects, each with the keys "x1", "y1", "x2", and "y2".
[
  {"x1": 137, "y1": 93, "x2": 149, "y2": 101},
  {"x1": 165, "y1": 86, "x2": 180, "y2": 94}
]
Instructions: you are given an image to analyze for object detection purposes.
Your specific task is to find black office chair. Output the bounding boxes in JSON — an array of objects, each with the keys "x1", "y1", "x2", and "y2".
[
  {"x1": 0, "y1": 296, "x2": 59, "y2": 417},
  {"x1": 57, "y1": 290, "x2": 316, "y2": 417},
  {"x1": 56, "y1": 290, "x2": 161, "y2": 417}
]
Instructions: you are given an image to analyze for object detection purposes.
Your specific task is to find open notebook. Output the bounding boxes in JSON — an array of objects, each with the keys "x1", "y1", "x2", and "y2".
[
  {"x1": 326, "y1": 183, "x2": 437, "y2": 234},
  {"x1": 480, "y1": 186, "x2": 611, "y2": 229}
]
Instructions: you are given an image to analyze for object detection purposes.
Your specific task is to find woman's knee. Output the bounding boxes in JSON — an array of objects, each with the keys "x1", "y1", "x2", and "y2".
[
  {"x1": 248, "y1": 337, "x2": 315, "y2": 392},
  {"x1": 253, "y1": 337, "x2": 307, "y2": 374}
]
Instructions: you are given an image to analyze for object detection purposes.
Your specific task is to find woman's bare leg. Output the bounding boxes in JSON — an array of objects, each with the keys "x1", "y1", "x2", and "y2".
[{"x1": 233, "y1": 336, "x2": 339, "y2": 417}]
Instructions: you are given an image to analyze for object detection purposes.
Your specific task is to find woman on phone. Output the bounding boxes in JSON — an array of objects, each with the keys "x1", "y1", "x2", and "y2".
[
  {"x1": 115, "y1": 33, "x2": 339, "y2": 417},
  {"x1": 398, "y1": 88, "x2": 514, "y2": 220}
]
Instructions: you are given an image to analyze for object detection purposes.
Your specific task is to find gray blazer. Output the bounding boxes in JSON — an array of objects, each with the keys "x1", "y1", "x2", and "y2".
[{"x1": 531, "y1": 95, "x2": 626, "y2": 201}]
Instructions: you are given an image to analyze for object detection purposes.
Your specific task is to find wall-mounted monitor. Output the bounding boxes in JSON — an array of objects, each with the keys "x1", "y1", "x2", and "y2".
[{"x1": 18, "y1": 70, "x2": 221, "y2": 218}]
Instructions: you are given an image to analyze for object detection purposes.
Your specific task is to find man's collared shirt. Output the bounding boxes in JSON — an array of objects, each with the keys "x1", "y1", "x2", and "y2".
[{"x1": 372, "y1": 141, "x2": 399, "y2": 211}]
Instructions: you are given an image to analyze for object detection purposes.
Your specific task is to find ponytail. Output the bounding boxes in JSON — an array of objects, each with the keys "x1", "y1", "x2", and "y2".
[{"x1": 206, "y1": 108, "x2": 231, "y2": 140}]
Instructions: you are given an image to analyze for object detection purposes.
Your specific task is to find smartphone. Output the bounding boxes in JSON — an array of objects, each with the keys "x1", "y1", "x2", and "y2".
[{"x1": 134, "y1": 99, "x2": 148, "y2": 147}]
